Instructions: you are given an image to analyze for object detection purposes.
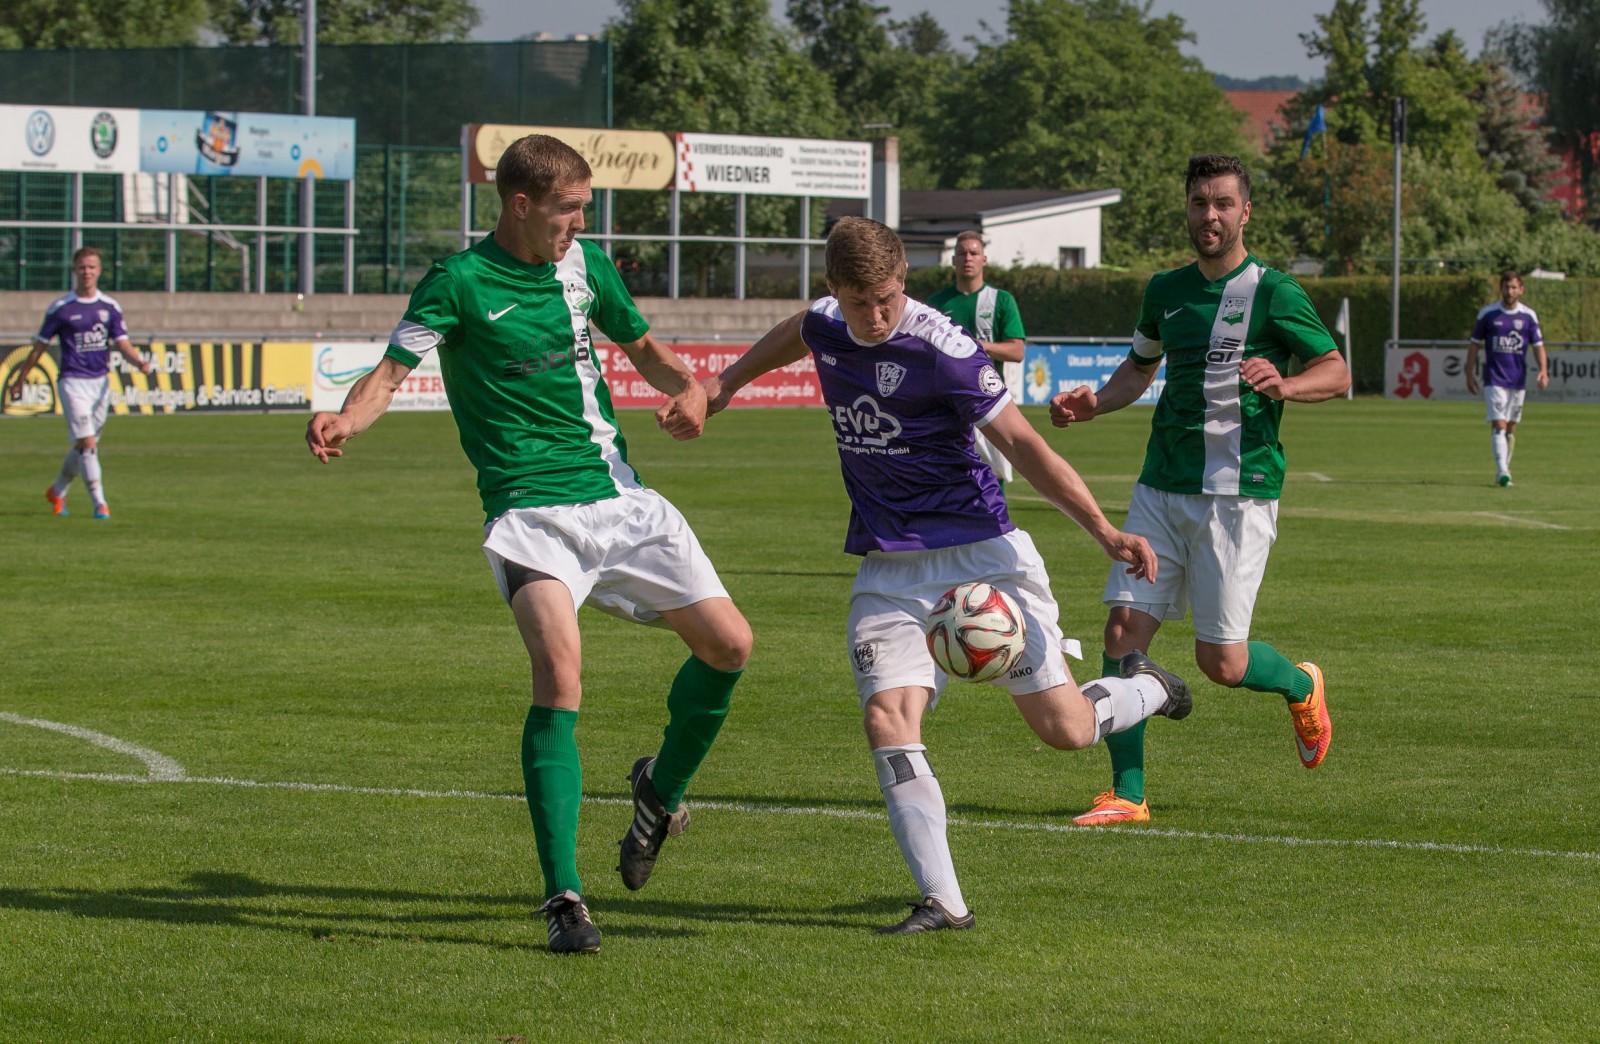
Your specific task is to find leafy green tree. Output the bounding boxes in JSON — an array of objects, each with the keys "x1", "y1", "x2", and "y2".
[
  {"x1": 925, "y1": 0, "x2": 1252, "y2": 264},
  {"x1": 208, "y1": 0, "x2": 479, "y2": 46},
  {"x1": 1497, "y1": 0, "x2": 1600, "y2": 224},
  {"x1": 0, "y1": 0, "x2": 211, "y2": 48},
  {"x1": 1474, "y1": 56, "x2": 1562, "y2": 215},
  {"x1": 785, "y1": 0, "x2": 958, "y2": 189},
  {"x1": 608, "y1": 0, "x2": 843, "y2": 295}
]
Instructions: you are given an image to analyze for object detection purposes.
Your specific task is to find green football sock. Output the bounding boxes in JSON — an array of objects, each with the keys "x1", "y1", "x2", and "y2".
[
  {"x1": 1100, "y1": 652, "x2": 1146, "y2": 803},
  {"x1": 1237, "y1": 641, "x2": 1314, "y2": 703},
  {"x1": 651, "y1": 655, "x2": 742, "y2": 812},
  {"x1": 521, "y1": 705, "x2": 583, "y2": 900}
]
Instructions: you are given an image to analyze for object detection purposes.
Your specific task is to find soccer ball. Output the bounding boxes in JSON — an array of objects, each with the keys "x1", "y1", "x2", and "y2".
[{"x1": 925, "y1": 582, "x2": 1027, "y2": 683}]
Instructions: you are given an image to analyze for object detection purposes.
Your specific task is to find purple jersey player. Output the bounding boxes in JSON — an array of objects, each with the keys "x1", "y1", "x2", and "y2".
[
  {"x1": 704, "y1": 217, "x2": 1194, "y2": 936},
  {"x1": 4, "y1": 246, "x2": 152, "y2": 519},
  {"x1": 1467, "y1": 269, "x2": 1548, "y2": 487}
]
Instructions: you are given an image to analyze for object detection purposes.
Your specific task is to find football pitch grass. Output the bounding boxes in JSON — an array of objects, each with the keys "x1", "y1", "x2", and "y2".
[{"x1": 2, "y1": 400, "x2": 1597, "y2": 1040}]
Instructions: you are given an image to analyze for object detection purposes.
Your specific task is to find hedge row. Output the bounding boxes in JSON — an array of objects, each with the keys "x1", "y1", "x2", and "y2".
[{"x1": 906, "y1": 266, "x2": 1597, "y2": 393}]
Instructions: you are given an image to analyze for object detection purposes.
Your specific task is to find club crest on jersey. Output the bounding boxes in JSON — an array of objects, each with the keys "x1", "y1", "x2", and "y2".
[
  {"x1": 978, "y1": 364, "x2": 1006, "y2": 396},
  {"x1": 563, "y1": 280, "x2": 594, "y2": 317},
  {"x1": 97, "y1": 309, "x2": 110, "y2": 323},
  {"x1": 875, "y1": 361, "x2": 907, "y2": 397},
  {"x1": 852, "y1": 642, "x2": 876, "y2": 673},
  {"x1": 1220, "y1": 296, "x2": 1248, "y2": 324}
]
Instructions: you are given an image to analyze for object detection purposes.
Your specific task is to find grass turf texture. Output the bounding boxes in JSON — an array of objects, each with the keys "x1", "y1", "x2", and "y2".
[{"x1": 2, "y1": 400, "x2": 1597, "y2": 1040}]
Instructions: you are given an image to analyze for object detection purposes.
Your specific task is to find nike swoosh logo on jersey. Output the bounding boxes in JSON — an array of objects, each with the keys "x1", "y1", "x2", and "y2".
[
  {"x1": 1164, "y1": 308, "x2": 1182, "y2": 319},
  {"x1": 487, "y1": 304, "x2": 518, "y2": 321}
]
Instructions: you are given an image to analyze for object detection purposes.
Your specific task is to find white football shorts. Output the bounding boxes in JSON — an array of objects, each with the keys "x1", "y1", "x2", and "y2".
[
  {"x1": 59, "y1": 375, "x2": 110, "y2": 440},
  {"x1": 846, "y1": 528, "x2": 1070, "y2": 706},
  {"x1": 482, "y1": 488, "x2": 730, "y2": 628},
  {"x1": 1485, "y1": 385, "x2": 1525, "y2": 424},
  {"x1": 1104, "y1": 482, "x2": 1279, "y2": 645}
]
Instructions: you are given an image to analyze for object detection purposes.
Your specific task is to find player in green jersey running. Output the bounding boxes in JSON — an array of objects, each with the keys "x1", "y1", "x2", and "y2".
[
  {"x1": 305, "y1": 134, "x2": 753, "y2": 954},
  {"x1": 927, "y1": 231, "x2": 1026, "y2": 487},
  {"x1": 1048, "y1": 154, "x2": 1350, "y2": 825}
]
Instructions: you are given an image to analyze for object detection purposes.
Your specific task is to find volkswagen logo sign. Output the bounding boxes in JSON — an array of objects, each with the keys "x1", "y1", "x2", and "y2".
[{"x1": 26, "y1": 110, "x2": 55, "y2": 157}]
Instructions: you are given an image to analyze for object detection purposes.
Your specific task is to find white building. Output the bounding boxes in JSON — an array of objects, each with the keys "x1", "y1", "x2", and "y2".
[{"x1": 893, "y1": 189, "x2": 1122, "y2": 270}]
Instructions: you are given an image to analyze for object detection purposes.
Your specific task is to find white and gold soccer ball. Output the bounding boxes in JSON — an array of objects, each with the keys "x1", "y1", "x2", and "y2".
[{"x1": 925, "y1": 581, "x2": 1027, "y2": 683}]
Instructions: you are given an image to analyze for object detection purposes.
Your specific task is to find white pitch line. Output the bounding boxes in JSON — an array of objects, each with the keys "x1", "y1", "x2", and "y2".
[
  {"x1": 1304, "y1": 472, "x2": 1334, "y2": 483},
  {"x1": 1475, "y1": 512, "x2": 1570, "y2": 530},
  {"x1": 3, "y1": 765, "x2": 1597, "y2": 866},
  {"x1": 0, "y1": 712, "x2": 187, "y2": 781}
]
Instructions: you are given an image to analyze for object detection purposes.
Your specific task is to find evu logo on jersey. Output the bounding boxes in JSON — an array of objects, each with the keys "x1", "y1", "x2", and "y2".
[
  {"x1": 501, "y1": 341, "x2": 591, "y2": 378},
  {"x1": 832, "y1": 394, "x2": 902, "y2": 448}
]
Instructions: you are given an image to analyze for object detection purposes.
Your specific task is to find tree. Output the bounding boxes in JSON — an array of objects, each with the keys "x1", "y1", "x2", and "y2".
[
  {"x1": 925, "y1": 0, "x2": 1253, "y2": 263},
  {"x1": 1474, "y1": 56, "x2": 1563, "y2": 215},
  {"x1": 1498, "y1": 0, "x2": 1600, "y2": 224},
  {"x1": 208, "y1": 0, "x2": 479, "y2": 46},
  {"x1": 607, "y1": 0, "x2": 843, "y2": 295},
  {"x1": 785, "y1": 0, "x2": 959, "y2": 189},
  {"x1": 0, "y1": 0, "x2": 211, "y2": 48}
]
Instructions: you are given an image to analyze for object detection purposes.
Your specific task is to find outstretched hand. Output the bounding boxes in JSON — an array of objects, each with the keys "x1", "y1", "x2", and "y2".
[
  {"x1": 1049, "y1": 385, "x2": 1097, "y2": 428},
  {"x1": 1105, "y1": 530, "x2": 1158, "y2": 583}
]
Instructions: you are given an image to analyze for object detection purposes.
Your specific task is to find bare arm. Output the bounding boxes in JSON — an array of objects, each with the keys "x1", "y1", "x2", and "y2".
[
  {"x1": 1466, "y1": 342, "x2": 1481, "y2": 395},
  {"x1": 615, "y1": 332, "x2": 707, "y2": 441},
  {"x1": 982, "y1": 337, "x2": 1025, "y2": 364},
  {"x1": 1048, "y1": 355, "x2": 1161, "y2": 427},
  {"x1": 1533, "y1": 342, "x2": 1549, "y2": 389},
  {"x1": 981, "y1": 404, "x2": 1157, "y2": 581},
  {"x1": 4, "y1": 340, "x2": 49, "y2": 400},
  {"x1": 112, "y1": 337, "x2": 153, "y2": 375},
  {"x1": 305, "y1": 355, "x2": 413, "y2": 463},
  {"x1": 1240, "y1": 348, "x2": 1350, "y2": 402},
  {"x1": 702, "y1": 311, "x2": 810, "y2": 415}
]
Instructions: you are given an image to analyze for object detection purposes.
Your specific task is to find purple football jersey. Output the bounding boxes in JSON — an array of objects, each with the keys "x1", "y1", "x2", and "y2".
[
  {"x1": 1471, "y1": 302, "x2": 1543, "y2": 389},
  {"x1": 801, "y1": 296, "x2": 1014, "y2": 554},
  {"x1": 37, "y1": 292, "x2": 129, "y2": 380}
]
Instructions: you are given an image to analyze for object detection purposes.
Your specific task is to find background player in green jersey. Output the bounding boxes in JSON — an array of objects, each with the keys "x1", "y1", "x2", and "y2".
[
  {"x1": 926, "y1": 231, "x2": 1026, "y2": 487},
  {"x1": 1048, "y1": 154, "x2": 1350, "y2": 825},
  {"x1": 305, "y1": 135, "x2": 752, "y2": 954}
]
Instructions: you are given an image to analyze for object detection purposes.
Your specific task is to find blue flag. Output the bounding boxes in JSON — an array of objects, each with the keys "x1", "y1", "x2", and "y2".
[{"x1": 1300, "y1": 104, "x2": 1327, "y2": 159}]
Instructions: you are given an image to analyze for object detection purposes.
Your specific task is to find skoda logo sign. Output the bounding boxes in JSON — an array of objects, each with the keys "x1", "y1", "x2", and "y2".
[
  {"x1": 26, "y1": 110, "x2": 55, "y2": 157},
  {"x1": 90, "y1": 112, "x2": 118, "y2": 159}
]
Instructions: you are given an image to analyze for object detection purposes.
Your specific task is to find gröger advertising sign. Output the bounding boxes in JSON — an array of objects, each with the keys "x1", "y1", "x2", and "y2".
[{"x1": 465, "y1": 125, "x2": 675, "y2": 190}]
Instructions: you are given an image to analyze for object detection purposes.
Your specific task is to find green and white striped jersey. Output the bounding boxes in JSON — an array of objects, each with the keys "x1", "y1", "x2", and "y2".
[
  {"x1": 1129, "y1": 255, "x2": 1338, "y2": 500},
  {"x1": 384, "y1": 235, "x2": 651, "y2": 521}
]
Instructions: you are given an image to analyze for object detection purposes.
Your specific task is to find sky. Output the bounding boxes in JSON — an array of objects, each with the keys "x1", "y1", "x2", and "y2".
[{"x1": 481, "y1": 0, "x2": 1531, "y2": 82}]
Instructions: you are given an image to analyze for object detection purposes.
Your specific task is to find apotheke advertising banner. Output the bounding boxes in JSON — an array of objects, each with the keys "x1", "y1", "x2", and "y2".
[{"x1": 1385, "y1": 345, "x2": 1600, "y2": 403}]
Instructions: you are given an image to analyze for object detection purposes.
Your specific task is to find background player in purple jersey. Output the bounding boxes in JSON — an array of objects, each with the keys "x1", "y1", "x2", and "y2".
[
  {"x1": 4, "y1": 246, "x2": 152, "y2": 520},
  {"x1": 1467, "y1": 269, "x2": 1547, "y2": 488},
  {"x1": 702, "y1": 217, "x2": 1193, "y2": 935}
]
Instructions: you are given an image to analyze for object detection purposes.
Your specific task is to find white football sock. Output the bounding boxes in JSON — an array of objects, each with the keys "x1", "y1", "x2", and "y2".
[
  {"x1": 80, "y1": 447, "x2": 105, "y2": 507},
  {"x1": 873, "y1": 744, "x2": 967, "y2": 917},
  {"x1": 1491, "y1": 430, "x2": 1509, "y2": 476},
  {"x1": 53, "y1": 448, "x2": 81, "y2": 495},
  {"x1": 1082, "y1": 676, "x2": 1171, "y2": 744}
]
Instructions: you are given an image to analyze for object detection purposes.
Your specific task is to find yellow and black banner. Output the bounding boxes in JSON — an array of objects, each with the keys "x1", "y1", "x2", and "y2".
[{"x1": 2, "y1": 341, "x2": 313, "y2": 416}]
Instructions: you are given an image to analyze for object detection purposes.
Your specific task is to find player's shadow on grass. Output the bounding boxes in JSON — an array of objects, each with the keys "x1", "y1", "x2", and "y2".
[
  {"x1": 597, "y1": 895, "x2": 909, "y2": 936},
  {"x1": 0, "y1": 870, "x2": 554, "y2": 951}
]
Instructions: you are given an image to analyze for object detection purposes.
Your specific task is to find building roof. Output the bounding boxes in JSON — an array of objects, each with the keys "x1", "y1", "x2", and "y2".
[
  {"x1": 1225, "y1": 89, "x2": 1298, "y2": 149},
  {"x1": 829, "y1": 188, "x2": 1121, "y2": 227}
]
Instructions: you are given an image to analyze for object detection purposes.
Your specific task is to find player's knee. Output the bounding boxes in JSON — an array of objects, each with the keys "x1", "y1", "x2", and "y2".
[
  {"x1": 699, "y1": 617, "x2": 752, "y2": 673},
  {"x1": 1198, "y1": 657, "x2": 1243, "y2": 687}
]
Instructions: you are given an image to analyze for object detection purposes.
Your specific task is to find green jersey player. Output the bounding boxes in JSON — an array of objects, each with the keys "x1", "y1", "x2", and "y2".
[
  {"x1": 306, "y1": 134, "x2": 752, "y2": 954},
  {"x1": 1049, "y1": 154, "x2": 1350, "y2": 825},
  {"x1": 927, "y1": 231, "x2": 1026, "y2": 485}
]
